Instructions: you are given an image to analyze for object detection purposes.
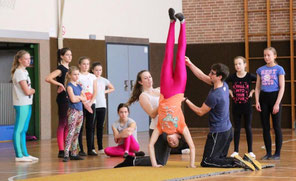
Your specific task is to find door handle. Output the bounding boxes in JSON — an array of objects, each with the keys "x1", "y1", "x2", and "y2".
[
  {"x1": 124, "y1": 80, "x2": 129, "y2": 91},
  {"x1": 130, "y1": 80, "x2": 134, "y2": 91}
]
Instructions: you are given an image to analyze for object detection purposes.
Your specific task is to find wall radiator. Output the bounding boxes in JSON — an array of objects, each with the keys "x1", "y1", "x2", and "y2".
[{"x1": 0, "y1": 83, "x2": 15, "y2": 125}]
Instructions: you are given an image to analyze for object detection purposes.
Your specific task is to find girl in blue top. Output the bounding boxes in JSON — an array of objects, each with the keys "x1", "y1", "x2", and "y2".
[
  {"x1": 63, "y1": 66, "x2": 87, "y2": 162},
  {"x1": 255, "y1": 47, "x2": 285, "y2": 160}
]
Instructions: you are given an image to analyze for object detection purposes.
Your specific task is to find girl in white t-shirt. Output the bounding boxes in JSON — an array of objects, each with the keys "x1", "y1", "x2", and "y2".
[
  {"x1": 91, "y1": 62, "x2": 114, "y2": 153},
  {"x1": 11, "y1": 50, "x2": 38, "y2": 162},
  {"x1": 77, "y1": 57, "x2": 97, "y2": 156}
]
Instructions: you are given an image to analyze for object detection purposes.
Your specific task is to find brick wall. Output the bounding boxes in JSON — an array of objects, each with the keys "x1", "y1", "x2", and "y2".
[{"x1": 183, "y1": 0, "x2": 296, "y2": 43}]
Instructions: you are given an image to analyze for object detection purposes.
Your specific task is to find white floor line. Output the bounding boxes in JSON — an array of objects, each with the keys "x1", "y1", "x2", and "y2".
[
  {"x1": 223, "y1": 175, "x2": 296, "y2": 179},
  {"x1": 261, "y1": 138, "x2": 296, "y2": 149}
]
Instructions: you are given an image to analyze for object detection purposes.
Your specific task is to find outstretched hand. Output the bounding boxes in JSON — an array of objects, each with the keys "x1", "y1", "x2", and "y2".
[{"x1": 185, "y1": 56, "x2": 193, "y2": 67}]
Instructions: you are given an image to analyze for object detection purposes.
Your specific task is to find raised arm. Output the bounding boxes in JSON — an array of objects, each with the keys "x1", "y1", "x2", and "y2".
[
  {"x1": 185, "y1": 56, "x2": 212, "y2": 85},
  {"x1": 185, "y1": 99, "x2": 211, "y2": 116},
  {"x1": 139, "y1": 93, "x2": 158, "y2": 119},
  {"x1": 182, "y1": 127, "x2": 196, "y2": 168}
]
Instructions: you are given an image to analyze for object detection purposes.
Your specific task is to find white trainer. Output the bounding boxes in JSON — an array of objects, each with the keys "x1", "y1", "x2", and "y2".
[
  {"x1": 248, "y1": 152, "x2": 256, "y2": 159},
  {"x1": 25, "y1": 155, "x2": 39, "y2": 161},
  {"x1": 230, "y1": 152, "x2": 239, "y2": 157},
  {"x1": 92, "y1": 149, "x2": 97, "y2": 154},
  {"x1": 98, "y1": 149, "x2": 105, "y2": 154},
  {"x1": 15, "y1": 157, "x2": 32, "y2": 162},
  {"x1": 181, "y1": 148, "x2": 190, "y2": 154}
]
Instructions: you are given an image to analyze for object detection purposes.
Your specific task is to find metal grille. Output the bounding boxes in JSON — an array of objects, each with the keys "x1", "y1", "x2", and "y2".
[{"x1": 0, "y1": 83, "x2": 15, "y2": 125}]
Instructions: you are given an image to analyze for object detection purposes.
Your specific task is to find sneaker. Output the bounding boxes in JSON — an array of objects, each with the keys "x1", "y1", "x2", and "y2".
[
  {"x1": 175, "y1": 13, "x2": 185, "y2": 22},
  {"x1": 243, "y1": 153, "x2": 262, "y2": 170},
  {"x1": 114, "y1": 155, "x2": 135, "y2": 168},
  {"x1": 70, "y1": 155, "x2": 84, "y2": 160},
  {"x1": 230, "y1": 152, "x2": 239, "y2": 157},
  {"x1": 234, "y1": 155, "x2": 255, "y2": 171},
  {"x1": 98, "y1": 149, "x2": 105, "y2": 154},
  {"x1": 15, "y1": 157, "x2": 32, "y2": 162},
  {"x1": 79, "y1": 151, "x2": 87, "y2": 156},
  {"x1": 135, "y1": 151, "x2": 145, "y2": 157},
  {"x1": 248, "y1": 152, "x2": 256, "y2": 159},
  {"x1": 270, "y1": 154, "x2": 280, "y2": 160},
  {"x1": 181, "y1": 148, "x2": 190, "y2": 154},
  {"x1": 25, "y1": 155, "x2": 39, "y2": 161},
  {"x1": 168, "y1": 8, "x2": 176, "y2": 21},
  {"x1": 261, "y1": 154, "x2": 271, "y2": 160},
  {"x1": 63, "y1": 157, "x2": 69, "y2": 162},
  {"x1": 123, "y1": 152, "x2": 129, "y2": 158},
  {"x1": 58, "y1": 150, "x2": 64, "y2": 158},
  {"x1": 88, "y1": 150, "x2": 98, "y2": 156}
]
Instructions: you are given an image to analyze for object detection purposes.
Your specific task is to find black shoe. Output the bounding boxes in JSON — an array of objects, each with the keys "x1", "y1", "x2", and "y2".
[
  {"x1": 79, "y1": 151, "x2": 87, "y2": 156},
  {"x1": 88, "y1": 150, "x2": 98, "y2": 156},
  {"x1": 135, "y1": 151, "x2": 145, "y2": 157},
  {"x1": 114, "y1": 155, "x2": 135, "y2": 168},
  {"x1": 58, "y1": 150, "x2": 64, "y2": 158},
  {"x1": 270, "y1": 154, "x2": 280, "y2": 160},
  {"x1": 123, "y1": 152, "x2": 129, "y2": 158},
  {"x1": 168, "y1": 8, "x2": 176, "y2": 21},
  {"x1": 175, "y1": 13, "x2": 185, "y2": 22},
  {"x1": 70, "y1": 155, "x2": 84, "y2": 160},
  {"x1": 261, "y1": 154, "x2": 271, "y2": 160},
  {"x1": 63, "y1": 157, "x2": 69, "y2": 162}
]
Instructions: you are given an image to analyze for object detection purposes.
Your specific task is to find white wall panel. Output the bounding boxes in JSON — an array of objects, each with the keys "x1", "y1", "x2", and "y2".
[{"x1": 0, "y1": 0, "x2": 182, "y2": 43}]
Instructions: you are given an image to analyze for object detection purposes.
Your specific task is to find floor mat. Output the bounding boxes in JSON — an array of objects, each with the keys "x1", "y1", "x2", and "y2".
[{"x1": 21, "y1": 161, "x2": 274, "y2": 181}]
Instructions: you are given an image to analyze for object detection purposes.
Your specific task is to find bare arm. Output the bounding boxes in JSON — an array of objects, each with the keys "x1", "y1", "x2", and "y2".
[
  {"x1": 249, "y1": 89, "x2": 255, "y2": 98},
  {"x1": 182, "y1": 127, "x2": 196, "y2": 168},
  {"x1": 185, "y1": 56, "x2": 212, "y2": 85},
  {"x1": 89, "y1": 79, "x2": 97, "y2": 105},
  {"x1": 273, "y1": 74, "x2": 285, "y2": 114},
  {"x1": 148, "y1": 128, "x2": 162, "y2": 167},
  {"x1": 229, "y1": 89, "x2": 234, "y2": 98},
  {"x1": 105, "y1": 82, "x2": 115, "y2": 94},
  {"x1": 19, "y1": 80, "x2": 35, "y2": 96},
  {"x1": 45, "y1": 69, "x2": 65, "y2": 90},
  {"x1": 139, "y1": 93, "x2": 158, "y2": 119},
  {"x1": 185, "y1": 99, "x2": 211, "y2": 116},
  {"x1": 255, "y1": 74, "x2": 261, "y2": 112},
  {"x1": 115, "y1": 122, "x2": 136, "y2": 139}
]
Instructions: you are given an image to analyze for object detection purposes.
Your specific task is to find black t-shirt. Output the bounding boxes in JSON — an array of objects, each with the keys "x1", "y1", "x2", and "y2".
[
  {"x1": 56, "y1": 64, "x2": 68, "y2": 104},
  {"x1": 226, "y1": 72, "x2": 256, "y2": 110}
]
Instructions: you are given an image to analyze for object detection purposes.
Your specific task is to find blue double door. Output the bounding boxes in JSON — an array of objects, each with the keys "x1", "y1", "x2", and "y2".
[{"x1": 107, "y1": 44, "x2": 149, "y2": 133}]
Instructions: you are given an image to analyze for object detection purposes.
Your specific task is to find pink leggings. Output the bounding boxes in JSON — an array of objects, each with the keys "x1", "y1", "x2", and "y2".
[
  {"x1": 104, "y1": 135, "x2": 139, "y2": 157},
  {"x1": 57, "y1": 102, "x2": 68, "y2": 151},
  {"x1": 160, "y1": 21, "x2": 187, "y2": 99}
]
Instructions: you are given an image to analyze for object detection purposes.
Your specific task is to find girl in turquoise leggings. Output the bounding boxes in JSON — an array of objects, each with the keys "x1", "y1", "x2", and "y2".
[{"x1": 11, "y1": 50, "x2": 38, "y2": 162}]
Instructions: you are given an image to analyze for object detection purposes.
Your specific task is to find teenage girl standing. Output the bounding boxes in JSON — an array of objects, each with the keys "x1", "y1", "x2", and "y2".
[
  {"x1": 63, "y1": 66, "x2": 87, "y2": 162},
  {"x1": 77, "y1": 57, "x2": 97, "y2": 156},
  {"x1": 91, "y1": 62, "x2": 114, "y2": 153},
  {"x1": 11, "y1": 50, "x2": 38, "y2": 162},
  {"x1": 255, "y1": 47, "x2": 285, "y2": 160},
  {"x1": 226, "y1": 56, "x2": 257, "y2": 159},
  {"x1": 45, "y1": 47, "x2": 72, "y2": 158}
]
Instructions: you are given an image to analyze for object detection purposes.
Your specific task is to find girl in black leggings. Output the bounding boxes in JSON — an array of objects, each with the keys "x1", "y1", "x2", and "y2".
[
  {"x1": 226, "y1": 56, "x2": 256, "y2": 159},
  {"x1": 255, "y1": 47, "x2": 285, "y2": 160}
]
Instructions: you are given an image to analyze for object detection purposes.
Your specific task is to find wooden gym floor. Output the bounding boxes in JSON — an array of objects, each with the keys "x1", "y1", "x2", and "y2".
[{"x1": 1, "y1": 128, "x2": 296, "y2": 181}]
